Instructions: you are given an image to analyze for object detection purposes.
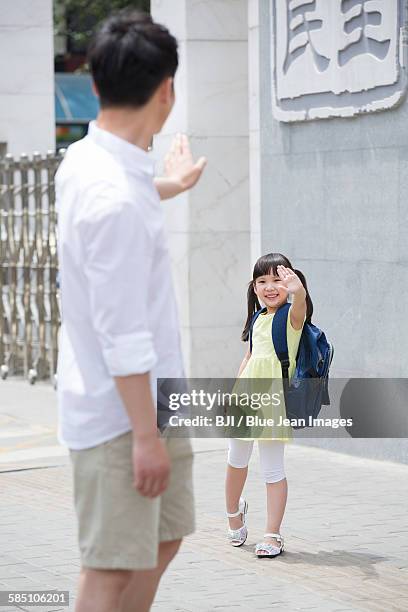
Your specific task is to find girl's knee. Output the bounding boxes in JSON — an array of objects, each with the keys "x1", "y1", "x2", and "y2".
[
  {"x1": 227, "y1": 439, "x2": 253, "y2": 468},
  {"x1": 258, "y1": 440, "x2": 286, "y2": 483},
  {"x1": 227, "y1": 459, "x2": 249, "y2": 469},
  {"x1": 264, "y1": 472, "x2": 286, "y2": 484}
]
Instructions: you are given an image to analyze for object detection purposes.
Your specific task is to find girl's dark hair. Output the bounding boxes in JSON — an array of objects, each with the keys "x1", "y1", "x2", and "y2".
[
  {"x1": 241, "y1": 252, "x2": 313, "y2": 342},
  {"x1": 88, "y1": 10, "x2": 178, "y2": 108}
]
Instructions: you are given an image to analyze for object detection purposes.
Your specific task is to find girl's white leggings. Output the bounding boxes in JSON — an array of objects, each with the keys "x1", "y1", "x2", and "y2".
[{"x1": 227, "y1": 438, "x2": 286, "y2": 484}]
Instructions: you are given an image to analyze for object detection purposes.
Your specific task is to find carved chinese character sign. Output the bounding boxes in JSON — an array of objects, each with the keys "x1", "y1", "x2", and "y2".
[{"x1": 272, "y1": 0, "x2": 407, "y2": 121}]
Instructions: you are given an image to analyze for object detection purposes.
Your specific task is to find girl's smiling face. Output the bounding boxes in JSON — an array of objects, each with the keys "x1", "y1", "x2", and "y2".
[{"x1": 253, "y1": 271, "x2": 288, "y2": 311}]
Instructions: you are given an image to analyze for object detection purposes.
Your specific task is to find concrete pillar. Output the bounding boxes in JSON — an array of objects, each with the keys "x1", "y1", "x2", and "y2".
[
  {"x1": 248, "y1": 0, "x2": 262, "y2": 264},
  {"x1": 151, "y1": 0, "x2": 250, "y2": 377},
  {"x1": 0, "y1": 0, "x2": 55, "y2": 155}
]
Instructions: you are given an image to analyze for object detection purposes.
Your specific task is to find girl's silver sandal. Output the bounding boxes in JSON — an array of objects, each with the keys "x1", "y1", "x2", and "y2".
[
  {"x1": 226, "y1": 498, "x2": 248, "y2": 547},
  {"x1": 255, "y1": 532, "x2": 284, "y2": 558}
]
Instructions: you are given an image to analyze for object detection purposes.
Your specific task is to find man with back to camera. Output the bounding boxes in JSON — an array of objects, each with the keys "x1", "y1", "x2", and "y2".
[{"x1": 55, "y1": 10, "x2": 206, "y2": 612}]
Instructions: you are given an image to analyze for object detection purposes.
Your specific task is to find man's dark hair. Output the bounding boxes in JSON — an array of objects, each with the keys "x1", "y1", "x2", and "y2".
[{"x1": 88, "y1": 10, "x2": 178, "y2": 108}]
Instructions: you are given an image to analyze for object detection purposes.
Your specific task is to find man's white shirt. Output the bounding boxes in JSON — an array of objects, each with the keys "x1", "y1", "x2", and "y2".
[{"x1": 55, "y1": 121, "x2": 185, "y2": 450}]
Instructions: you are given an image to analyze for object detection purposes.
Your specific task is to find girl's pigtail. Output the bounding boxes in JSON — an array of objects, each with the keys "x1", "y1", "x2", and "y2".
[
  {"x1": 294, "y1": 268, "x2": 313, "y2": 324},
  {"x1": 241, "y1": 281, "x2": 261, "y2": 342}
]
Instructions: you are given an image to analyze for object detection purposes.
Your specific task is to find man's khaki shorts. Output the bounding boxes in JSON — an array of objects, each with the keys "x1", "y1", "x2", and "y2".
[{"x1": 69, "y1": 431, "x2": 195, "y2": 570}]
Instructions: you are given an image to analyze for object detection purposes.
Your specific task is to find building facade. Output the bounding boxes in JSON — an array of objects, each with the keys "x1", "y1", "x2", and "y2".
[{"x1": 152, "y1": 0, "x2": 408, "y2": 463}]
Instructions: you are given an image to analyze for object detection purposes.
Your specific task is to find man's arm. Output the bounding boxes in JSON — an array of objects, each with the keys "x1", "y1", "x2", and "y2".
[
  {"x1": 115, "y1": 373, "x2": 169, "y2": 498},
  {"x1": 154, "y1": 133, "x2": 207, "y2": 200}
]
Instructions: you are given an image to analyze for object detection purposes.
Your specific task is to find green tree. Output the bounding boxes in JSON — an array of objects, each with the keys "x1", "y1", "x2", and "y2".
[{"x1": 54, "y1": 0, "x2": 150, "y2": 55}]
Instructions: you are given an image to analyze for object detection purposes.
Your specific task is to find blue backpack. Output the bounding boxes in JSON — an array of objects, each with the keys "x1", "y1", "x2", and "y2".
[{"x1": 249, "y1": 303, "x2": 334, "y2": 428}]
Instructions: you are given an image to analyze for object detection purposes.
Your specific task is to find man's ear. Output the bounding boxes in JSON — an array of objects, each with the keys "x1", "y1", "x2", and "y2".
[
  {"x1": 91, "y1": 80, "x2": 100, "y2": 99},
  {"x1": 158, "y1": 77, "x2": 174, "y2": 104}
]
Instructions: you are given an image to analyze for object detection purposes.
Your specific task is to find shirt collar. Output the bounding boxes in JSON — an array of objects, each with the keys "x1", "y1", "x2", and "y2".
[{"x1": 87, "y1": 120, "x2": 155, "y2": 177}]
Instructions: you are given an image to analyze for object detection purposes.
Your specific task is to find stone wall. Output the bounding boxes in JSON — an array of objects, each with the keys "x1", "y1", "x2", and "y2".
[{"x1": 251, "y1": 0, "x2": 408, "y2": 463}]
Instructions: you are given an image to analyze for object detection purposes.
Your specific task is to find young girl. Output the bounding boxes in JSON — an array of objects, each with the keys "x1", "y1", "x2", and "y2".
[{"x1": 225, "y1": 252, "x2": 313, "y2": 558}]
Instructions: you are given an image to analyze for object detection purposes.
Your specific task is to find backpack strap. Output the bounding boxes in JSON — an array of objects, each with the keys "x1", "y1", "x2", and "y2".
[
  {"x1": 249, "y1": 307, "x2": 267, "y2": 353},
  {"x1": 271, "y1": 302, "x2": 291, "y2": 380}
]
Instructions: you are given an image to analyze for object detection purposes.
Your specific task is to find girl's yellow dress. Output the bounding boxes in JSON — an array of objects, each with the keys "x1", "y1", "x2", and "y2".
[{"x1": 234, "y1": 306, "x2": 304, "y2": 442}]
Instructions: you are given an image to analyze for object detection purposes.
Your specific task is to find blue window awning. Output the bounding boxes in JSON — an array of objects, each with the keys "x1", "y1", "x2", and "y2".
[{"x1": 55, "y1": 73, "x2": 99, "y2": 124}]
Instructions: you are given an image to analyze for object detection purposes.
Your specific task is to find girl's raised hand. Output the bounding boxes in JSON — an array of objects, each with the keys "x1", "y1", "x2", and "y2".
[{"x1": 276, "y1": 265, "x2": 303, "y2": 294}]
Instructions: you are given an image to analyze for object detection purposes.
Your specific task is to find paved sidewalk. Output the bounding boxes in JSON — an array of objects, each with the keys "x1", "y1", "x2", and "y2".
[
  {"x1": 0, "y1": 436, "x2": 407, "y2": 611},
  {"x1": 0, "y1": 381, "x2": 64, "y2": 471}
]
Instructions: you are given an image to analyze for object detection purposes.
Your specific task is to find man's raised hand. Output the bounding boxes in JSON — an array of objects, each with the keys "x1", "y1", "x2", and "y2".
[{"x1": 154, "y1": 133, "x2": 207, "y2": 200}]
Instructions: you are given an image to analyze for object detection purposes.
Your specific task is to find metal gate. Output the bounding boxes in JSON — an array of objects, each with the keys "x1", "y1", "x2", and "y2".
[{"x1": 0, "y1": 150, "x2": 64, "y2": 385}]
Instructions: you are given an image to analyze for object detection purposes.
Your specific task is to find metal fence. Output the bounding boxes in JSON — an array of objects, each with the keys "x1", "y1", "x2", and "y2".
[{"x1": 0, "y1": 150, "x2": 64, "y2": 385}]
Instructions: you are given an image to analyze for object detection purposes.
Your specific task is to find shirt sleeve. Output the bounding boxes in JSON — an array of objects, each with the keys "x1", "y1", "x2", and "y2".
[{"x1": 79, "y1": 194, "x2": 157, "y2": 377}]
